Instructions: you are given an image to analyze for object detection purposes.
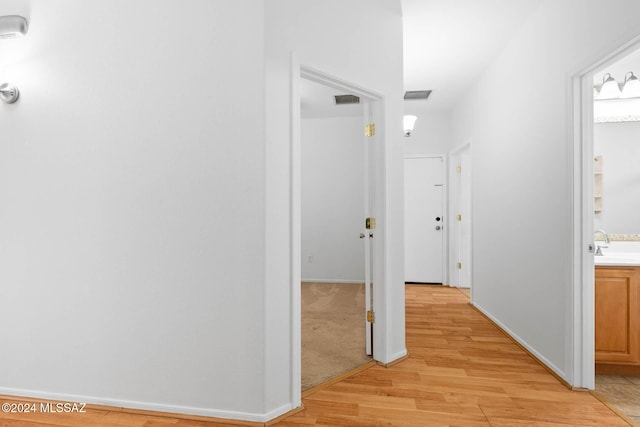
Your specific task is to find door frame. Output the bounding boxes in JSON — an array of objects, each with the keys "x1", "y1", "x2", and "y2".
[
  {"x1": 290, "y1": 58, "x2": 387, "y2": 405},
  {"x1": 403, "y1": 154, "x2": 448, "y2": 284},
  {"x1": 448, "y1": 142, "x2": 472, "y2": 293},
  {"x1": 571, "y1": 33, "x2": 640, "y2": 389}
]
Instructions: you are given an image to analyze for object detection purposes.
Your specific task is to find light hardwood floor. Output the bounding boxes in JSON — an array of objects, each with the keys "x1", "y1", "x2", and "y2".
[
  {"x1": 277, "y1": 285, "x2": 630, "y2": 426},
  {"x1": 0, "y1": 285, "x2": 630, "y2": 426}
]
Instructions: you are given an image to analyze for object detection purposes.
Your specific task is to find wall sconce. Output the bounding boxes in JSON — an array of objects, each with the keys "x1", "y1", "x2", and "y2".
[
  {"x1": 621, "y1": 72, "x2": 640, "y2": 99},
  {"x1": 0, "y1": 15, "x2": 28, "y2": 104},
  {"x1": 594, "y1": 71, "x2": 640, "y2": 101},
  {"x1": 404, "y1": 115, "x2": 417, "y2": 137},
  {"x1": 596, "y1": 73, "x2": 621, "y2": 100}
]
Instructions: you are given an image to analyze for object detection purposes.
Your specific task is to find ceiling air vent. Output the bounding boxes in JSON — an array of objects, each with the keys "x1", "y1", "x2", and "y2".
[
  {"x1": 334, "y1": 94, "x2": 360, "y2": 105},
  {"x1": 404, "y1": 90, "x2": 432, "y2": 100}
]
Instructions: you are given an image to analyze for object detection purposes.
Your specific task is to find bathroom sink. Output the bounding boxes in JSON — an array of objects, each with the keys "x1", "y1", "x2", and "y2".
[{"x1": 595, "y1": 253, "x2": 640, "y2": 266}]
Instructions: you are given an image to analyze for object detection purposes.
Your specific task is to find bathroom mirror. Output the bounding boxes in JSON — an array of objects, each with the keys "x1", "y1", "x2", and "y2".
[{"x1": 593, "y1": 121, "x2": 640, "y2": 235}]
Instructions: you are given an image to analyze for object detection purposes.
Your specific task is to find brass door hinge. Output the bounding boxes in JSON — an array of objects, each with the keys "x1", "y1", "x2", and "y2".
[
  {"x1": 456, "y1": 165, "x2": 461, "y2": 173},
  {"x1": 457, "y1": 214, "x2": 462, "y2": 221},
  {"x1": 457, "y1": 262, "x2": 462, "y2": 269},
  {"x1": 367, "y1": 310, "x2": 375, "y2": 323},
  {"x1": 366, "y1": 217, "x2": 376, "y2": 229},
  {"x1": 365, "y1": 124, "x2": 375, "y2": 137}
]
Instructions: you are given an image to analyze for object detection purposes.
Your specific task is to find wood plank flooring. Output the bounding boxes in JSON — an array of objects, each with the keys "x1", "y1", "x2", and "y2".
[
  {"x1": 0, "y1": 285, "x2": 630, "y2": 426},
  {"x1": 277, "y1": 285, "x2": 630, "y2": 426}
]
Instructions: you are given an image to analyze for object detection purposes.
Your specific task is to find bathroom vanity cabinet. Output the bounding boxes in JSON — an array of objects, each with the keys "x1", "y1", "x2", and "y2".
[{"x1": 595, "y1": 265, "x2": 640, "y2": 374}]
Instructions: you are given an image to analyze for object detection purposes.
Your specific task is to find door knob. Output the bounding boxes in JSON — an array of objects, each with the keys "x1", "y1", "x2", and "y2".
[
  {"x1": 360, "y1": 233, "x2": 366, "y2": 239},
  {"x1": 435, "y1": 225, "x2": 441, "y2": 231}
]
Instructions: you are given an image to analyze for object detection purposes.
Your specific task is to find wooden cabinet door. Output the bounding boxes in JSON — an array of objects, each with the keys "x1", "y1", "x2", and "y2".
[{"x1": 595, "y1": 267, "x2": 640, "y2": 363}]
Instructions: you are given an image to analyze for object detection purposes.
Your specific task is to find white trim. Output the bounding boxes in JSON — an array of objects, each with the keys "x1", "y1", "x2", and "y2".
[
  {"x1": 467, "y1": 143, "x2": 473, "y2": 303},
  {"x1": 0, "y1": 388, "x2": 287, "y2": 423},
  {"x1": 301, "y1": 279, "x2": 365, "y2": 284},
  {"x1": 289, "y1": 53, "x2": 302, "y2": 409},
  {"x1": 387, "y1": 348, "x2": 408, "y2": 364},
  {"x1": 569, "y1": 32, "x2": 640, "y2": 389},
  {"x1": 473, "y1": 304, "x2": 568, "y2": 382},
  {"x1": 300, "y1": 67, "x2": 385, "y2": 101},
  {"x1": 447, "y1": 142, "x2": 472, "y2": 299},
  {"x1": 443, "y1": 154, "x2": 450, "y2": 287},
  {"x1": 264, "y1": 403, "x2": 297, "y2": 422},
  {"x1": 448, "y1": 149, "x2": 460, "y2": 289},
  {"x1": 403, "y1": 152, "x2": 448, "y2": 159},
  {"x1": 370, "y1": 99, "x2": 390, "y2": 363},
  {"x1": 449, "y1": 140, "x2": 472, "y2": 156}
]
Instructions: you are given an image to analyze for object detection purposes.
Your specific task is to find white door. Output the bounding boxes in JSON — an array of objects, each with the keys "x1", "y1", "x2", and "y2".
[
  {"x1": 404, "y1": 157, "x2": 444, "y2": 283},
  {"x1": 362, "y1": 105, "x2": 377, "y2": 356},
  {"x1": 453, "y1": 147, "x2": 472, "y2": 288}
]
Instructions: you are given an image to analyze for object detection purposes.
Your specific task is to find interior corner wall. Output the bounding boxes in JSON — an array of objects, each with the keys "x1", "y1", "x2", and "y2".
[
  {"x1": 0, "y1": 0, "x2": 267, "y2": 420},
  {"x1": 264, "y1": 0, "x2": 405, "y2": 415},
  {"x1": 301, "y1": 116, "x2": 365, "y2": 283},
  {"x1": 403, "y1": 106, "x2": 452, "y2": 156},
  {"x1": 449, "y1": 0, "x2": 640, "y2": 384}
]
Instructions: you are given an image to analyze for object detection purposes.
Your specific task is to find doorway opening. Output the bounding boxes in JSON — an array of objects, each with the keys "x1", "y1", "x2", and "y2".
[
  {"x1": 299, "y1": 77, "x2": 372, "y2": 390},
  {"x1": 587, "y1": 44, "x2": 640, "y2": 418},
  {"x1": 291, "y1": 64, "x2": 386, "y2": 399},
  {"x1": 573, "y1": 33, "x2": 640, "y2": 397}
]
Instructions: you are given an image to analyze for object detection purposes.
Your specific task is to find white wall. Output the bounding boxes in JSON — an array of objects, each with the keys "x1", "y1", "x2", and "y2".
[
  {"x1": 403, "y1": 106, "x2": 452, "y2": 156},
  {"x1": 594, "y1": 122, "x2": 640, "y2": 233},
  {"x1": 0, "y1": 0, "x2": 267, "y2": 420},
  {"x1": 450, "y1": 0, "x2": 640, "y2": 385},
  {"x1": 264, "y1": 0, "x2": 405, "y2": 413},
  {"x1": 301, "y1": 116, "x2": 365, "y2": 283}
]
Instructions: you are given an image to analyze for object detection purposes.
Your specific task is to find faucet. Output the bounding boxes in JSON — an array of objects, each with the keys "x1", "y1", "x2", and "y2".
[{"x1": 594, "y1": 229, "x2": 609, "y2": 256}]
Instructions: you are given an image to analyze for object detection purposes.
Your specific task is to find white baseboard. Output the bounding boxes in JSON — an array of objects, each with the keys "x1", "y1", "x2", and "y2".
[
  {"x1": 0, "y1": 387, "x2": 284, "y2": 423},
  {"x1": 382, "y1": 348, "x2": 408, "y2": 365},
  {"x1": 264, "y1": 402, "x2": 295, "y2": 421},
  {"x1": 472, "y1": 303, "x2": 569, "y2": 384},
  {"x1": 301, "y1": 279, "x2": 364, "y2": 284}
]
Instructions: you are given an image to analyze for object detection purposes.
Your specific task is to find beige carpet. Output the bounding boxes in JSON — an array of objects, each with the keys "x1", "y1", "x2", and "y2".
[{"x1": 301, "y1": 282, "x2": 372, "y2": 390}]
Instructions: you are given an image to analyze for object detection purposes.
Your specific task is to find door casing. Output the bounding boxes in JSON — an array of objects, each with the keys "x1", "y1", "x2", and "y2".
[{"x1": 449, "y1": 143, "x2": 472, "y2": 292}]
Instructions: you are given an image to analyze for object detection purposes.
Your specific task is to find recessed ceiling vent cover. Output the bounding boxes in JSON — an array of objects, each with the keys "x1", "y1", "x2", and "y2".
[
  {"x1": 404, "y1": 90, "x2": 432, "y2": 100},
  {"x1": 334, "y1": 94, "x2": 360, "y2": 105}
]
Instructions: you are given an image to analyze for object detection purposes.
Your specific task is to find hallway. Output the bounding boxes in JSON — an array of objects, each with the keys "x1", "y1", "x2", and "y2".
[
  {"x1": 0, "y1": 286, "x2": 630, "y2": 426},
  {"x1": 278, "y1": 285, "x2": 629, "y2": 426}
]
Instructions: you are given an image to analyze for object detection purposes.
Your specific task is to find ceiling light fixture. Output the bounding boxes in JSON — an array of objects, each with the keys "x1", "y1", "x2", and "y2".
[
  {"x1": 621, "y1": 71, "x2": 640, "y2": 99},
  {"x1": 404, "y1": 115, "x2": 417, "y2": 137},
  {"x1": 0, "y1": 15, "x2": 28, "y2": 104}
]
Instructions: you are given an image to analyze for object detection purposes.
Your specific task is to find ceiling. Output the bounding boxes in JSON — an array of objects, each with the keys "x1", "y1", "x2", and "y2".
[
  {"x1": 302, "y1": 0, "x2": 542, "y2": 117},
  {"x1": 402, "y1": 0, "x2": 541, "y2": 112}
]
